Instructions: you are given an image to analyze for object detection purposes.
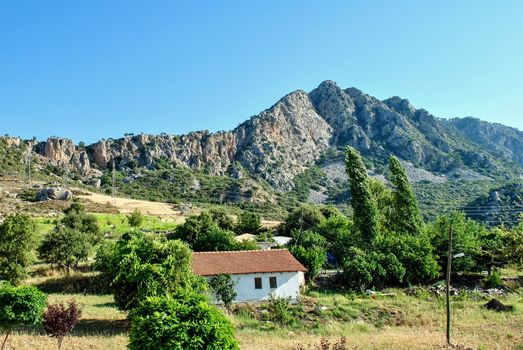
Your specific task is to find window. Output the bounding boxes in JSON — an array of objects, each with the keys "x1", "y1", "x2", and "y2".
[
  {"x1": 254, "y1": 277, "x2": 262, "y2": 289},
  {"x1": 269, "y1": 276, "x2": 277, "y2": 289}
]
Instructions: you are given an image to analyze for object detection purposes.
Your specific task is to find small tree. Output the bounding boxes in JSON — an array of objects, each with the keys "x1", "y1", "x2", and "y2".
[
  {"x1": 61, "y1": 202, "x2": 101, "y2": 245},
  {"x1": 129, "y1": 292, "x2": 239, "y2": 350},
  {"x1": 0, "y1": 284, "x2": 47, "y2": 350},
  {"x1": 127, "y1": 209, "x2": 144, "y2": 229},
  {"x1": 95, "y1": 232, "x2": 205, "y2": 311},
  {"x1": 288, "y1": 229, "x2": 327, "y2": 281},
  {"x1": 43, "y1": 300, "x2": 81, "y2": 350},
  {"x1": 208, "y1": 274, "x2": 237, "y2": 312},
  {"x1": 38, "y1": 226, "x2": 91, "y2": 274},
  {"x1": 236, "y1": 211, "x2": 261, "y2": 234},
  {"x1": 0, "y1": 214, "x2": 38, "y2": 285}
]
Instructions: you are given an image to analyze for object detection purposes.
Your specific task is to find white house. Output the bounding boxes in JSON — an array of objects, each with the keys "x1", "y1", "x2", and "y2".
[{"x1": 192, "y1": 249, "x2": 306, "y2": 302}]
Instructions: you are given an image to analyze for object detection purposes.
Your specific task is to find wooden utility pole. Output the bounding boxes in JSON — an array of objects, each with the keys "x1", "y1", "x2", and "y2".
[
  {"x1": 111, "y1": 160, "x2": 116, "y2": 204},
  {"x1": 446, "y1": 225, "x2": 453, "y2": 345}
]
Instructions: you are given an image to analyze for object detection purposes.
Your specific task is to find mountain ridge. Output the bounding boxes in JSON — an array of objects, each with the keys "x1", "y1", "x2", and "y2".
[{"x1": 2, "y1": 80, "x2": 522, "y2": 220}]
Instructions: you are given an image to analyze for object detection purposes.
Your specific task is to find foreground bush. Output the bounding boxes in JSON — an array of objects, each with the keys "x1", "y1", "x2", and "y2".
[
  {"x1": 95, "y1": 232, "x2": 205, "y2": 310},
  {"x1": 43, "y1": 300, "x2": 81, "y2": 350},
  {"x1": 0, "y1": 284, "x2": 47, "y2": 350},
  {"x1": 129, "y1": 292, "x2": 239, "y2": 350}
]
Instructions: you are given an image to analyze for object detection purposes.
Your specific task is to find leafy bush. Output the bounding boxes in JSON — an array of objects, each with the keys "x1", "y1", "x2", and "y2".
[
  {"x1": 95, "y1": 232, "x2": 204, "y2": 310},
  {"x1": 0, "y1": 214, "x2": 38, "y2": 284},
  {"x1": 38, "y1": 226, "x2": 91, "y2": 274},
  {"x1": 484, "y1": 269, "x2": 503, "y2": 288},
  {"x1": 267, "y1": 295, "x2": 295, "y2": 325},
  {"x1": 43, "y1": 300, "x2": 81, "y2": 350},
  {"x1": 0, "y1": 284, "x2": 47, "y2": 350},
  {"x1": 289, "y1": 229, "x2": 327, "y2": 281},
  {"x1": 208, "y1": 274, "x2": 237, "y2": 312},
  {"x1": 282, "y1": 205, "x2": 325, "y2": 235},
  {"x1": 129, "y1": 292, "x2": 239, "y2": 350},
  {"x1": 236, "y1": 211, "x2": 261, "y2": 234},
  {"x1": 127, "y1": 209, "x2": 144, "y2": 228},
  {"x1": 341, "y1": 247, "x2": 405, "y2": 291}
]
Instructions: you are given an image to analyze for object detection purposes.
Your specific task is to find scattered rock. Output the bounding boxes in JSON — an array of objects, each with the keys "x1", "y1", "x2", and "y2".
[
  {"x1": 483, "y1": 298, "x2": 513, "y2": 312},
  {"x1": 37, "y1": 187, "x2": 73, "y2": 201}
]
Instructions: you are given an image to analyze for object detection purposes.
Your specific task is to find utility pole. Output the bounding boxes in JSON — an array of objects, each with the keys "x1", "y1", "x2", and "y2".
[
  {"x1": 25, "y1": 147, "x2": 32, "y2": 186},
  {"x1": 446, "y1": 225, "x2": 453, "y2": 345},
  {"x1": 111, "y1": 160, "x2": 116, "y2": 204}
]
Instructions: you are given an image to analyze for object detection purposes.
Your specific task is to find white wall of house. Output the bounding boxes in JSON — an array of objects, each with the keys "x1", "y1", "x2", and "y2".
[{"x1": 227, "y1": 271, "x2": 303, "y2": 302}]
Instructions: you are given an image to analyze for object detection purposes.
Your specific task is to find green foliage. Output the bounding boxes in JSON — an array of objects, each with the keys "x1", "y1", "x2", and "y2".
[
  {"x1": 95, "y1": 232, "x2": 204, "y2": 311},
  {"x1": 209, "y1": 208, "x2": 235, "y2": 231},
  {"x1": 128, "y1": 292, "x2": 239, "y2": 350},
  {"x1": 0, "y1": 283, "x2": 46, "y2": 348},
  {"x1": 427, "y1": 212, "x2": 483, "y2": 274},
  {"x1": 388, "y1": 156, "x2": 423, "y2": 236},
  {"x1": 60, "y1": 202, "x2": 101, "y2": 245},
  {"x1": 341, "y1": 247, "x2": 405, "y2": 291},
  {"x1": 289, "y1": 229, "x2": 327, "y2": 281},
  {"x1": 193, "y1": 227, "x2": 238, "y2": 252},
  {"x1": 291, "y1": 166, "x2": 326, "y2": 202},
  {"x1": 0, "y1": 214, "x2": 38, "y2": 285},
  {"x1": 484, "y1": 269, "x2": 502, "y2": 288},
  {"x1": 170, "y1": 211, "x2": 217, "y2": 246},
  {"x1": 208, "y1": 274, "x2": 237, "y2": 311},
  {"x1": 38, "y1": 226, "x2": 91, "y2": 274},
  {"x1": 267, "y1": 295, "x2": 295, "y2": 325},
  {"x1": 236, "y1": 211, "x2": 261, "y2": 234},
  {"x1": 283, "y1": 205, "x2": 325, "y2": 235},
  {"x1": 345, "y1": 147, "x2": 378, "y2": 244},
  {"x1": 127, "y1": 209, "x2": 144, "y2": 228}
]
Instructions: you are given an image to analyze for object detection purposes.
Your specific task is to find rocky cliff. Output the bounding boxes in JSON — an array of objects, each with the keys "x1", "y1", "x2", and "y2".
[{"x1": 13, "y1": 80, "x2": 522, "y2": 192}]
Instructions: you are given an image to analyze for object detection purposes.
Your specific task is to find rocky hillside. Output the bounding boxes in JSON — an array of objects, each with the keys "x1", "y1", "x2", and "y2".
[{"x1": 1, "y1": 80, "x2": 522, "y2": 220}]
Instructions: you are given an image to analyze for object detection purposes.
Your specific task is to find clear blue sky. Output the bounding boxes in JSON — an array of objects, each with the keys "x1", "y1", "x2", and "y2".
[{"x1": 1, "y1": 0, "x2": 522, "y2": 144}]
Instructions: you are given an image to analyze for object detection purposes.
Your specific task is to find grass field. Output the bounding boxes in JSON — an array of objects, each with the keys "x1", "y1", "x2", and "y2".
[{"x1": 5, "y1": 269, "x2": 522, "y2": 350}]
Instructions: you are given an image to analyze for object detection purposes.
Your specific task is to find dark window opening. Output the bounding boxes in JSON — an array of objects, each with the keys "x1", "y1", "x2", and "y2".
[
  {"x1": 269, "y1": 276, "x2": 277, "y2": 288},
  {"x1": 254, "y1": 277, "x2": 262, "y2": 289}
]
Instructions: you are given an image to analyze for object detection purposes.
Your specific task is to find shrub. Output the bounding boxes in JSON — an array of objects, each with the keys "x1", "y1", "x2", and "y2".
[
  {"x1": 0, "y1": 284, "x2": 47, "y2": 350},
  {"x1": 127, "y1": 209, "x2": 144, "y2": 228},
  {"x1": 267, "y1": 295, "x2": 296, "y2": 325},
  {"x1": 129, "y1": 292, "x2": 239, "y2": 350},
  {"x1": 0, "y1": 214, "x2": 38, "y2": 285},
  {"x1": 288, "y1": 229, "x2": 327, "y2": 281},
  {"x1": 484, "y1": 269, "x2": 503, "y2": 288},
  {"x1": 208, "y1": 274, "x2": 237, "y2": 312},
  {"x1": 43, "y1": 300, "x2": 81, "y2": 350},
  {"x1": 236, "y1": 211, "x2": 262, "y2": 234},
  {"x1": 95, "y1": 232, "x2": 205, "y2": 311},
  {"x1": 38, "y1": 226, "x2": 91, "y2": 274}
]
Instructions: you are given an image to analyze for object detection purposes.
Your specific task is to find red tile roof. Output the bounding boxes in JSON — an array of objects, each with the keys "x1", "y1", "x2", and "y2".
[{"x1": 192, "y1": 249, "x2": 307, "y2": 276}]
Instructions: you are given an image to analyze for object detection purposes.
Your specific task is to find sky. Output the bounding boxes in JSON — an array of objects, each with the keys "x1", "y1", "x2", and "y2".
[{"x1": 1, "y1": 0, "x2": 522, "y2": 144}]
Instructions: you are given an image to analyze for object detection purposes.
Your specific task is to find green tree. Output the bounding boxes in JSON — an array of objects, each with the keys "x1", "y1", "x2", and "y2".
[
  {"x1": 345, "y1": 147, "x2": 378, "y2": 244},
  {"x1": 127, "y1": 209, "x2": 144, "y2": 228},
  {"x1": 282, "y1": 204, "x2": 325, "y2": 235},
  {"x1": 170, "y1": 211, "x2": 218, "y2": 246},
  {"x1": 0, "y1": 284, "x2": 47, "y2": 350},
  {"x1": 129, "y1": 292, "x2": 239, "y2": 350},
  {"x1": 95, "y1": 232, "x2": 204, "y2": 311},
  {"x1": 236, "y1": 211, "x2": 261, "y2": 234},
  {"x1": 427, "y1": 212, "x2": 483, "y2": 274},
  {"x1": 316, "y1": 214, "x2": 352, "y2": 266},
  {"x1": 60, "y1": 202, "x2": 101, "y2": 245},
  {"x1": 193, "y1": 227, "x2": 237, "y2": 252},
  {"x1": 289, "y1": 229, "x2": 327, "y2": 281},
  {"x1": 209, "y1": 208, "x2": 235, "y2": 231},
  {"x1": 208, "y1": 274, "x2": 237, "y2": 312},
  {"x1": 0, "y1": 214, "x2": 38, "y2": 285},
  {"x1": 388, "y1": 156, "x2": 423, "y2": 236},
  {"x1": 38, "y1": 226, "x2": 91, "y2": 274},
  {"x1": 341, "y1": 247, "x2": 405, "y2": 291}
]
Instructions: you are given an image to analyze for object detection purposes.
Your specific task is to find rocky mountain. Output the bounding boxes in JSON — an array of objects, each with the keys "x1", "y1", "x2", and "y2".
[{"x1": 2, "y1": 80, "x2": 522, "y2": 219}]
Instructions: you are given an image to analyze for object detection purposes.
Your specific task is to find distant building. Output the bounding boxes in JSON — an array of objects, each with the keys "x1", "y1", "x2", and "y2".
[{"x1": 192, "y1": 249, "x2": 306, "y2": 302}]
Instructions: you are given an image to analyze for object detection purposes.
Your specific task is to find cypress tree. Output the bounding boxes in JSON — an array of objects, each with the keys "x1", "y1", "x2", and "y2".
[
  {"x1": 345, "y1": 147, "x2": 378, "y2": 244},
  {"x1": 388, "y1": 155, "x2": 423, "y2": 235}
]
